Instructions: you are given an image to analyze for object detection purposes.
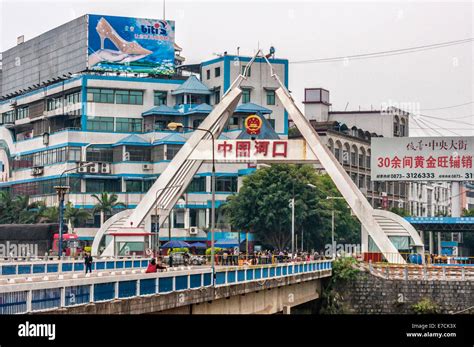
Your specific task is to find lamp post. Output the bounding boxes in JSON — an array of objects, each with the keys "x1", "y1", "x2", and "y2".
[
  {"x1": 55, "y1": 162, "x2": 95, "y2": 259},
  {"x1": 154, "y1": 185, "x2": 183, "y2": 257},
  {"x1": 306, "y1": 184, "x2": 346, "y2": 259},
  {"x1": 167, "y1": 122, "x2": 216, "y2": 280},
  {"x1": 326, "y1": 196, "x2": 345, "y2": 259}
]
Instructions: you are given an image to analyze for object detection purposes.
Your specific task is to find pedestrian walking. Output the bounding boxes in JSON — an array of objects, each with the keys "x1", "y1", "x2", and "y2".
[{"x1": 84, "y1": 252, "x2": 93, "y2": 274}]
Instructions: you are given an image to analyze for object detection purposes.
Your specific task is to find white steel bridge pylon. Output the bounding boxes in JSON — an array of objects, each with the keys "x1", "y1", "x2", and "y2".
[{"x1": 91, "y1": 51, "x2": 424, "y2": 264}]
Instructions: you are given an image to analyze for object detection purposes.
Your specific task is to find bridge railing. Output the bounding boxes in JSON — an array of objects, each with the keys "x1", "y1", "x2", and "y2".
[
  {"x1": 0, "y1": 258, "x2": 151, "y2": 277},
  {"x1": 0, "y1": 260, "x2": 332, "y2": 314}
]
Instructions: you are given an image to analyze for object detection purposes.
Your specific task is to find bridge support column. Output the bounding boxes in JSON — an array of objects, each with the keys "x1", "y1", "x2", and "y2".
[{"x1": 282, "y1": 305, "x2": 291, "y2": 314}]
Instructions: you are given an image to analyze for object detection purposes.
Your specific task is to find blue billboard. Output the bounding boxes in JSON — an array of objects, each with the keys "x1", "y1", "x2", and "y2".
[{"x1": 87, "y1": 14, "x2": 175, "y2": 75}]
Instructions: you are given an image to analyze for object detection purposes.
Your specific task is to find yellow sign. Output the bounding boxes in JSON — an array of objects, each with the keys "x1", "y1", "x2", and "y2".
[{"x1": 244, "y1": 114, "x2": 263, "y2": 135}]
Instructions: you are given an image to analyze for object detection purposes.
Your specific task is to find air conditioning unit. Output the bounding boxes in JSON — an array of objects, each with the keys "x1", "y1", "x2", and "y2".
[
  {"x1": 31, "y1": 166, "x2": 44, "y2": 176},
  {"x1": 100, "y1": 162, "x2": 111, "y2": 174},
  {"x1": 77, "y1": 165, "x2": 88, "y2": 173},
  {"x1": 189, "y1": 227, "x2": 198, "y2": 235},
  {"x1": 142, "y1": 164, "x2": 152, "y2": 171},
  {"x1": 88, "y1": 163, "x2": 100, "y2": 173}
]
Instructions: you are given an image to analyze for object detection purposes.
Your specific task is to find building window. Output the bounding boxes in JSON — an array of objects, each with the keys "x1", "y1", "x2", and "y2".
[
  {"x1": 242, "y1": 65, "x2": 251, "y2": 77},
  {"x1": 216, "y1": 176, "x2": 237, "y2": 192},
  {"x1": 87, "y1": 88, "x2": 114, "y2": 103},
  {"x1": 206, "y1": 70, "x2": 210, "y2": 80},
  {"x1": 152, "y1": 145, "x2": 165, "y2": 161},
  {"x1": 2, "y1": 110, "x2": 15, "y2": 124},
  {"x1": 193, "y1": 119, "x2": 204, "y2": 128},
  {"x1": 166, "y1": 144, "x2": 183, "y2": 160},
  {"x1": 215, "y1": 67, "x2": 221, "y2": 77},
  {"x1": 266, "y1": 90, "x2": 276, "y2": 105},
  {"x1": 47, "y1": 97, "x2": 63, "y2": 111},
  {"x1": 115, "y1": 90, "x2": 143, "y2": 105},
  {"x1": 126, "y1": 180, "x2": 143, "y2": 193},
  {"x1": 85, "y1": 179, "x2": 120, "y2": 193},
  {"x1": 87, "y1": 116, "x2": 114, "y2": 132},
  {"x1": 16, "y1": 107, "x2": 29, "y2": 120},
  {"x1": 154, "y1": 120, "x2": 171, "y2": 131},
  {"x1": 214, "y1": 90, "x2": 220, "y2": 104},
  {"x1": 65, "y1": 91, "x2": 80, "y2": 105},
  {"x1": 358, "y1": 154, "x2": 364, "y2": 168},
  {"x1": 126, "y1": 146, "x2": 151, "y2": 162},
  {"x1": 366, "y1": 155, "x2": 371, "y2": 168},
  {"x1": 187, "y1": 176, "x2": 206, "y2": 192},
  {"x1": 350, "y1": 152, "x2": 357, "y2": 166},
  {"x1": 267, "y1": 118, "x2": 276, "y2": 130},
  {"x1": 86, "y1": 148, "x2": 113, "y2": 162},
  {"x1": 116, "y1": 118, "x2": 143, "y2": 132},
  {"x1": 242, "y1": 89, "x2": 251, "y2": 104},
  {"x1": 154, "y1": 91, "x2": 167, "y2": 106}
]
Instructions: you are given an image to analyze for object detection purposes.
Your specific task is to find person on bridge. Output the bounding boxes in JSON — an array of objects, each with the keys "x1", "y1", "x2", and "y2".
[
  {"x1": 84, "y1": 253, "x2": 93, "y2": 274},
  {"x1": 146, "y1": 258, "x2": 157, "y2": 273}
]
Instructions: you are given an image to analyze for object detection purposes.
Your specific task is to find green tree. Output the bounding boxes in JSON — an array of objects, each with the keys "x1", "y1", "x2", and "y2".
[
  {"x1": 0, "y1": 193, "x2": 45, "y2": 224},
  {"x1": 224, "y1": 164, "x2": 359, "y2": 250},
  {"x1": 39, "y1": 206, "x2": 59, "y2": 223},
  {"x1": 389, "y1": 207, "x2": 411, "y2": 217},
  {"x1": 462, "y1": 208, "x2": 474, "y2": 217},
  {"x1": 92, "y1": 193, "x2": 126, "y2": 226},
  {"x1": 64, "y1": 202, "x2": 90, "y2": 232}
]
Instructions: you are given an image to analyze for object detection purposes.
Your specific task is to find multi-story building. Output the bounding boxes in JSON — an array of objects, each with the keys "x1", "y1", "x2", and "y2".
[
  {"x1": 0, "y1": 14, "x2": 288, "y2": 251},
  {"x1": 290, "y1": 88, "x2": 451, "y2": 216}
]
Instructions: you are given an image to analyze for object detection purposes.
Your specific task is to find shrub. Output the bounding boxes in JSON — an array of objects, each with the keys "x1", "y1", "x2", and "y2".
[
  {"x1": 205, "y1": 247, "x2": 222, "y2": 255},
  {"x1": 411, "y1": 298, "x2": 439, "y2": 314},
  {"x1": 169, "y1": 247, "x2": 189, "y2": 254}
]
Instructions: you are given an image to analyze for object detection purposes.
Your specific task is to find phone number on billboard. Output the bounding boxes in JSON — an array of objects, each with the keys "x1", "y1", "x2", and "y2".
[{"x1": 375, "y1": 173, "x2": 472, "y2": 179}]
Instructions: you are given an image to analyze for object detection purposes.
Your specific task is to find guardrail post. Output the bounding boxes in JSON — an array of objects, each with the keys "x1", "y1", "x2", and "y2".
[
  {"x1": 442, "y1": 266, "x2": 446, "y2": 280},
  {"x1": 90, "y1": 284, "x2": 94, "y2": 303},
  {"x1": 462, "y1": 267, "x2": 465, "y2": 281},
  {"x1": 114, "y1": 282, "x2": 119, "y2": 299},
  {"x1": 60, "y1": 287, "x2": 65, "y2": 307},
  {"x1": 423, "y1": 266, "x2": 427, "y2": 280},
  {"x1": 368, "y1": 260, "x2": 373, "y2": 273},
  {"x1": 136, "y1": 279, "x2": 140, "y2": 296},
  {"x1": 26, "y1": 290, "x2": 32, "y2": 313},
  {"x1": 404, "y1": 266, "x2": 408, "y2": 281},
  {"x1": 385, "y1": 266, "x2": 389, "y2": 279}
]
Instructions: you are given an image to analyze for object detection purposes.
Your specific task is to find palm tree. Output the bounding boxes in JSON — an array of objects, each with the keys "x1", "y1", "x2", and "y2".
[
  {"x1": 64, "y1": 202, "x2": 90, "y2": 232},
  {"x1": 92, "y1": 193, "x2": 126, "y2": 226},
  {"x1": 0, "y1": 191, "x2": 15, "y2": 224},
  {"x1": 39, "y1": 206, "x2": 59, "y2": 223}
]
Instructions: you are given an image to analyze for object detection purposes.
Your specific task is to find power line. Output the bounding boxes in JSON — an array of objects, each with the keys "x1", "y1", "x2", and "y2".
[
  {"x1": 415, "y1": 117, "x2": 447, "y2": 136},
  {"x1": 419, "y1": 101, "x2": 474, "y2": 111},
  {"x1": 417, "y1": 114, "x2": 474, "y2": 127},
  {"x1": 290, "y1": 38, "x2": 474, "y2": 64}
]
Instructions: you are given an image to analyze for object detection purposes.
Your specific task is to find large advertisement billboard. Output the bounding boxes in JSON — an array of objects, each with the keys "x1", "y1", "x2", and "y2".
[
  {"x1": 371, "y1": 137, "x2": 474, "y2": 181},
  {"x1": 87, "y1": 14, "x2": 175, "y2": 75}
]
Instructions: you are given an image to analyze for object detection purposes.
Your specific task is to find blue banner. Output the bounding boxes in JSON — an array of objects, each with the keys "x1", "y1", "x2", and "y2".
[{"x1": 88, "y1": 14, "x2": 175, "y2": 75}]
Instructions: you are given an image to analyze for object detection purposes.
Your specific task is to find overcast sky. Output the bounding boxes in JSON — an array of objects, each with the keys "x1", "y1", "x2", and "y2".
[{"x1": 0, "y1": 0, "x2": 472, "y2": 136}]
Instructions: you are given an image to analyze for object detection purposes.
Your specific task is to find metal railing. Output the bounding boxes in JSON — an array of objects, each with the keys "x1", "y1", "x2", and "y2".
[{"x1": 0, "y1": 259, "x2": 332, "y2": 314}]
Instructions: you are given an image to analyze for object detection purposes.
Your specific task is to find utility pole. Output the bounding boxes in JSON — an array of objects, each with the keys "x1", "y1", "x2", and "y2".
[{"x1": 290, "y1": 198, "x2": 295, "y2": 257}]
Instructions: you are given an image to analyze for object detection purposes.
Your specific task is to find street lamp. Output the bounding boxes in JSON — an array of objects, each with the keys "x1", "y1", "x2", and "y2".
[
  {"x1": 167, "y1": 122, "x2": 216, "y2": 280},
  {"x1": 326, "y1": 196, "x2": 345, "y2": 259},
  {"x1": 154, "y1": 185, "x2": 183, "y2": 257},
  {"x1": 55, "y1": 162, "x2": 95, "y2": 259}
]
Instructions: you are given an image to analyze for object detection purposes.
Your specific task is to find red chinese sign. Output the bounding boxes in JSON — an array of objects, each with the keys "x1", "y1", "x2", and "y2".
[{"x1": 217, "y1": 140, "x2": 288, "y2": 159}]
